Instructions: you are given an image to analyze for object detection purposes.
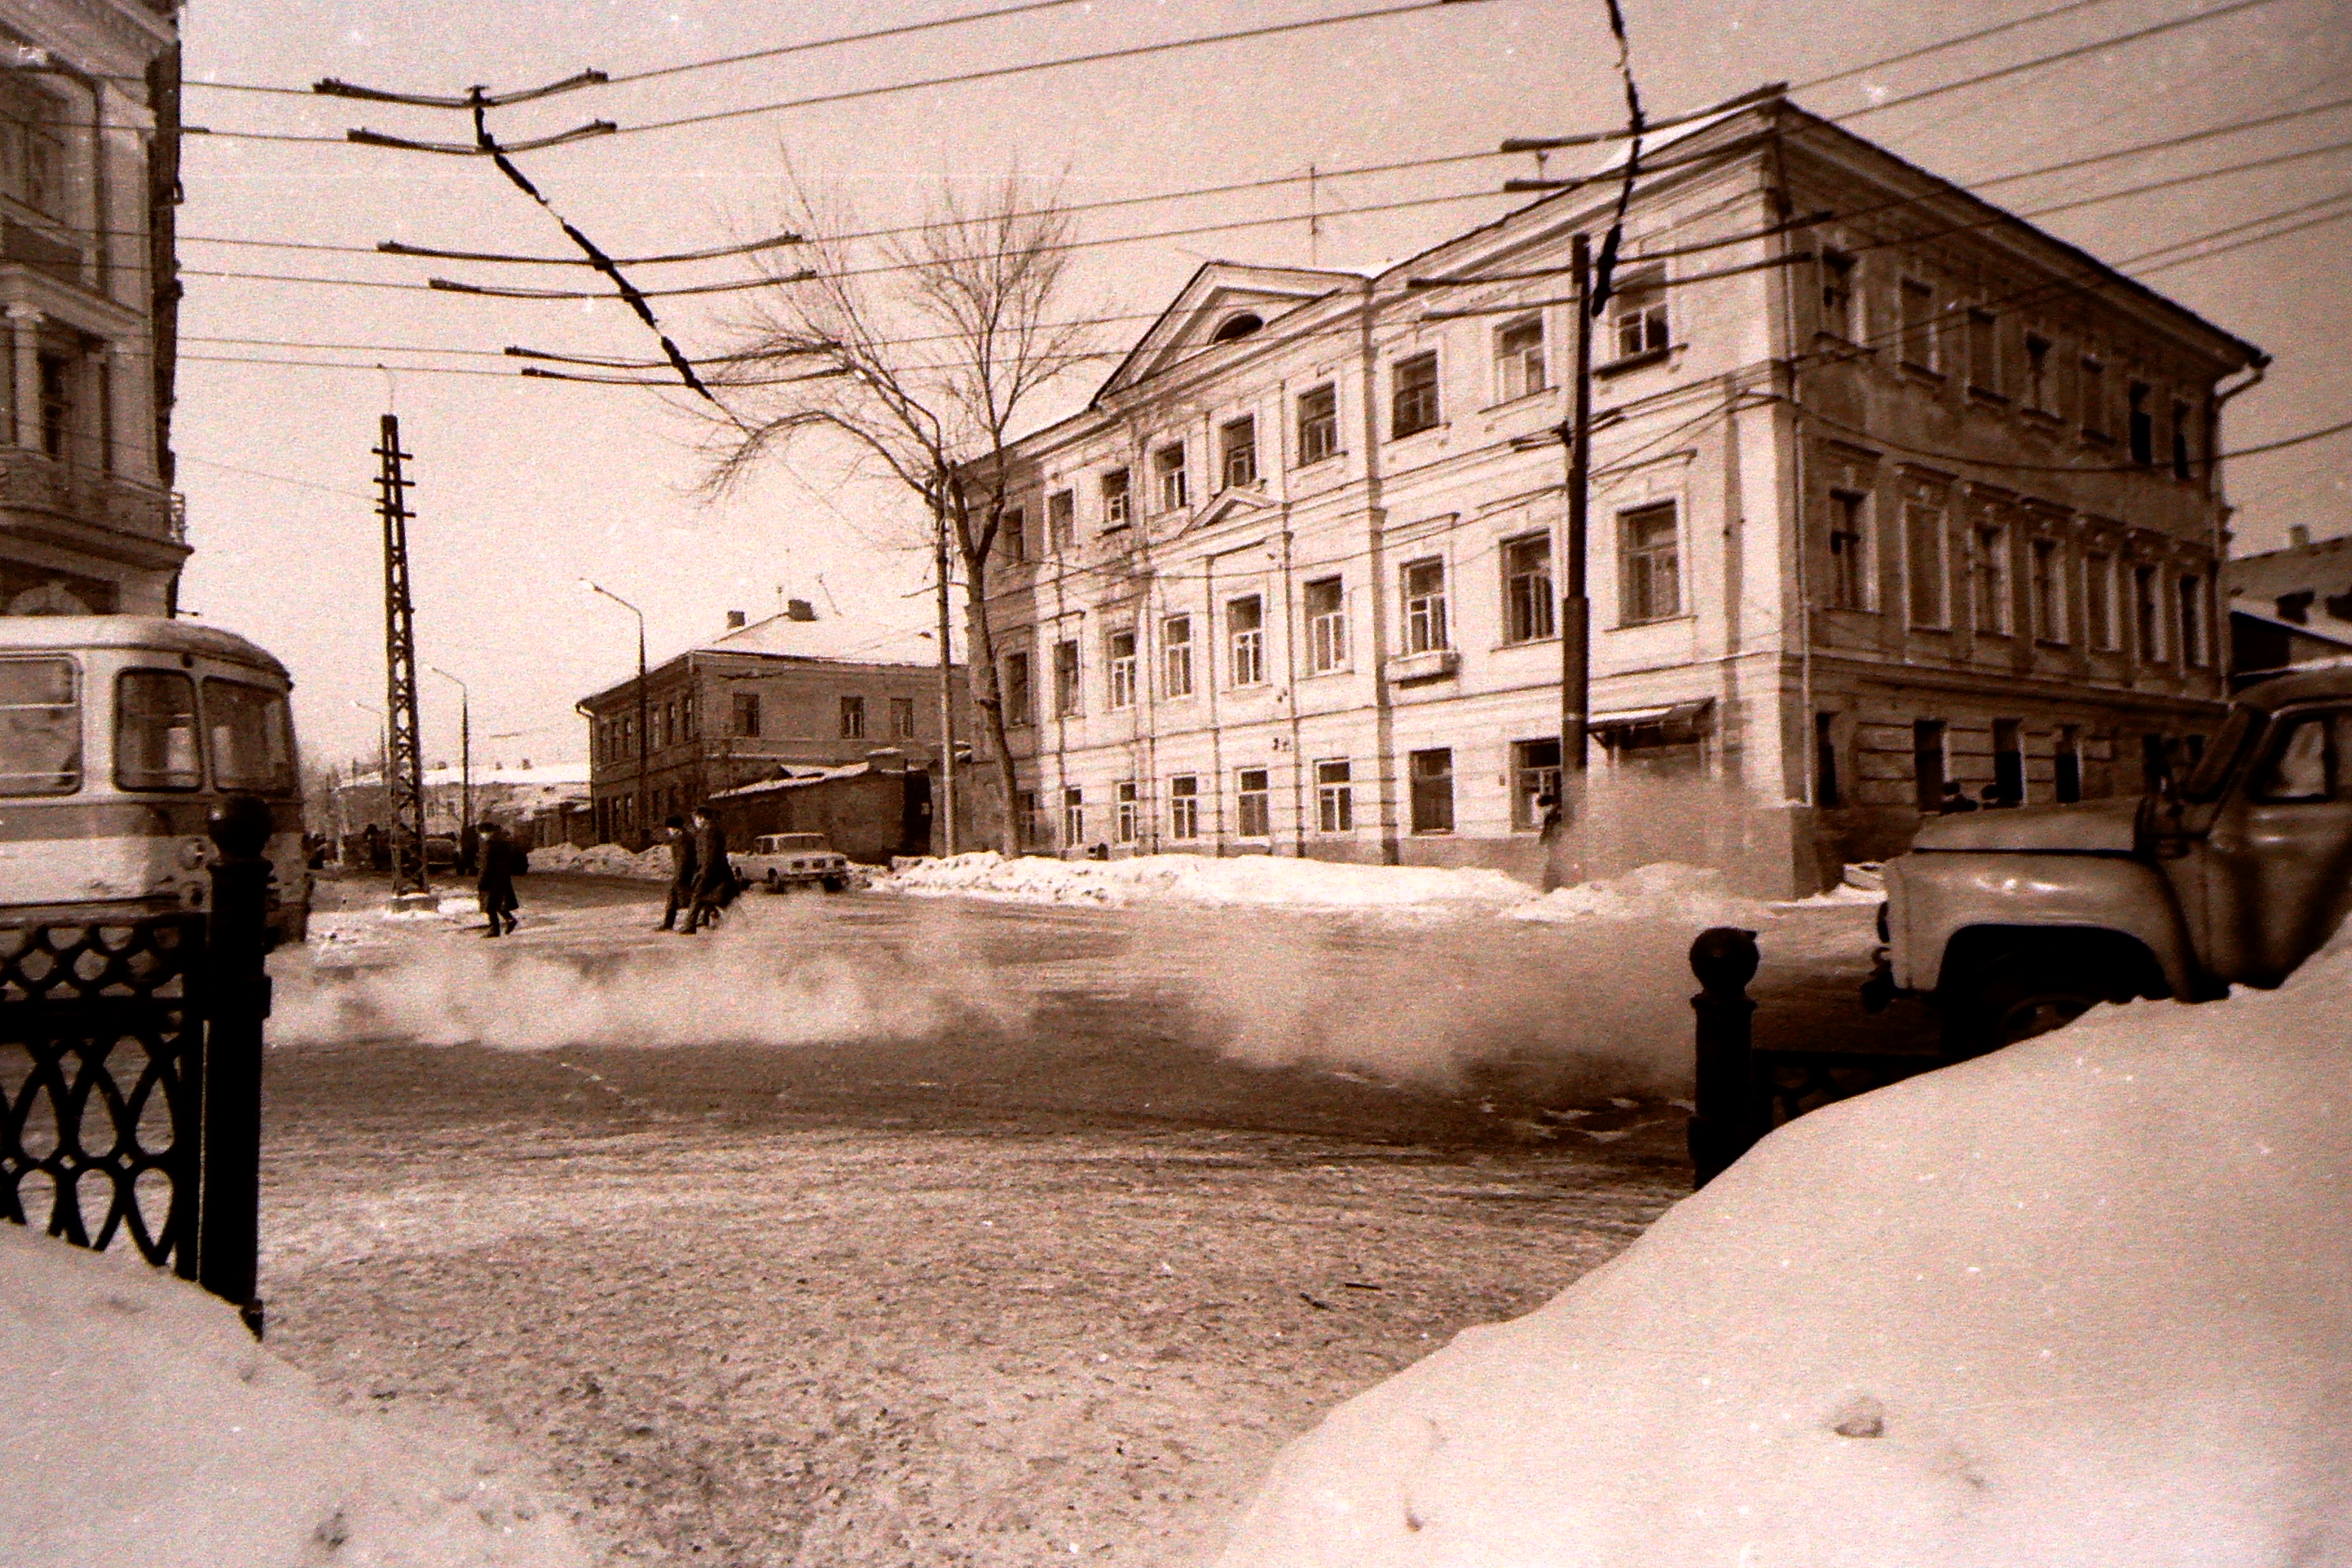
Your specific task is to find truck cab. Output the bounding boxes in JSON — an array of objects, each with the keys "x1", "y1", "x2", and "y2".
[{"x1": 1877, "y1": 666, "x2": 2352, "y2": 1053}]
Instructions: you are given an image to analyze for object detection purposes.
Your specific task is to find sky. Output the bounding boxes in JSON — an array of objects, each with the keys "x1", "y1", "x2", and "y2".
[{"x1": 166, "y1": 0, "x2": 2352, "y2": 769}]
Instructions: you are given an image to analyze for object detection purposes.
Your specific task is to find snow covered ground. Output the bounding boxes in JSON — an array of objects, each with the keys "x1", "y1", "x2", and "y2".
[
  {"x1": 1217, "y1": 934, "x2": 2352, "y2": 1565},
  {"x1": 0, "y1": 1224, "x2": 595, "y2": 1568}
]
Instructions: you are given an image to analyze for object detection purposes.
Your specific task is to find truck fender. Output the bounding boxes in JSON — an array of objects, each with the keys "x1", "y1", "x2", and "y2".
[{"x1": 1895, "y1": 853, "x2": 2198, "y2": 998}]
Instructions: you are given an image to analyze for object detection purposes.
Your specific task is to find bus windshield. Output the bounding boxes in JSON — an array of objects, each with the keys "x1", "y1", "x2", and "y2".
[
  {"x1": 205, "y1": 678, "x2": 295, "y2": 794},
  {"x1": 0, "y1": 657, "x2": 80, "y2": 796},
  {"x1": 116, "y1": 669, "x2": 202, "y2": 791}
]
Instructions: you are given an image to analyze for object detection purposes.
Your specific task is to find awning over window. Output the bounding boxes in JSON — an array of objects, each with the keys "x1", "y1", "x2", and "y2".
[{"x1": 1590, "y1": 697, "x2": 1712, "y2": 748}]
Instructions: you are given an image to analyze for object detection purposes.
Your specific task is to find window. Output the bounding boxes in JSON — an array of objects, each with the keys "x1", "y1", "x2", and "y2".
[
  {"x1": 1408, "y1": 748, "x2": 1455, "y2": 834},
  {"x1": 1913, "y1": 719, "x2": 1947, "y2": 812},
  {"x1": 839, "y1": 694, "x2": 865, "y2": 739},
  {"x1": 1966, "y1": 309, "x2": 1998, "y2": 394},
  {"x1": 1303, "y1": 577, "x2": 1348, "y2": 673},
  {"x1": 891, "y1": 696, "x2": 917, "y2": 738},
  {"x1": 38, "y1": 352, "x2": 74, "y2": 463},
  {"x1": 1496, "y1": 316, "x2": 1546, "y2": 401},
  {"x1": 1107, "y1": 629, "x2": 1137, "y2": 710},
  {"x1": 1820, "y1": 251, "x2": 1855, "y2": 340},
  {"x1": 1213, "y1": 311, "x2": 1263, "y2": 342},
  {"x1": 2031, "y1": 538, "x2": 2065, "y2": 642},
  {"x1": 2134, "y1": 566, "x2": 2162, "y2": 662},
  {"x1": 1620, "y1": 503, "x2": 1681, "y2": 624},
  {"x1": 1005, "y1": 650, "x2": 1034, "y2": 726},
  {"x1": 2251, "y1": 711, "x2": 2352, "y2": 803},
  {"x1": 1511, "y1": 738, "x2": 1562, "y2": 829},
  {"x1": 1168, "y1": 775, "x2": 1200, "y2": 841},
  {"x1": 1236, "y1": 768, "x2": 1271, "y2": 837},
  {"x1": 116, "y1": 670, "x2": 200, "y2": 792},
  {"x1": 1315, "y1": 759, "x2": 1354, "y2": 832},
  {"x1": 1054, "y1": 638, "x2": 1082, "y2": 716},
  {"x1": 1905, "y1": 501, "x2": 1947, "y2": 627},
  {"x1": 2085, "y1": 553, "x2": 2116, "y2": 649},
  {"x1": 0, "y1": 78, "x2": 66, "y2": 218},
  {"x1": 735, "y1": 689, "x2": 765, "y2": 739},
  {"x1": 2129, "y1": 384, "x2": 2154, "y2": 466},
  {"x1": 1115, "y1": 780, "x2": 1140, "y2": 843},
  {"x1": 2024, "y1": 333, "x2": 2053, "y2": 412},
  {"x1": 204, "y1": 680, "x2": 296, "y2": 795},
  {"x1": 1391, "y1": 351, "x2": 1441, "y2": 438},
  {"x1": 1828, "y1": 490, "x2": 1871, "y2": 610},
  {"x1": 1228, "y1": 595, "x2": 1265, "y2": 686},
  {"x1": 1814, "y1": 713, "x2": 1841, "y2": 808},
  {"x1": 1992, "y1": 718, "x2": 2024, "y2": 806},
  {"x1": 2055, "y1": 725, "x2": 2082, "y2": 804},
  {"x1": 1101, "y1": 468, "x2": 1131, "y2": 529},
  {"x1": 1297, "y1": 383, "x2": 1340, "y2": 465},
  {"x1": 1220, "y1": 416, "x2": 1257, "y2": 489},
  {"x1": 1971, "y1": 526, "x2": 2008, "y2": 636},
  {"x1": 1611, "y1": 263, "x2": 1669, "y2": 361},
  {"x1": 1002, "y1": 506, "x2": 1027, "y2": 563},
  {"x1": 1161, "y1": 615, "x2": 1194, "y2": 697},
  {"x1": 1898, "y1": 279, "x2": 1936, "y2": 371},
  {"x1": 2178, "y1": 575, "x2": 2207, "y2": 667},
  {"x1": 2171, "y1": 400, "x2": 2195, "y2": 481},
  {"x1": 1502, "y1": 534, "x2": 1555, "y2": 643},
  {"x1": 2080, "y1": 357, "x2": 2108, "y2": 440},
  {"x1": 1061, "y1": 785, "x2": 1084, "y2": 846},
  {"x1": 1047, "y1": 489, "x2": 1076, "y2": 552},
  {"x1": 683, "y1": 694, "x2": 697, "y2": 740},
  {"x1": 0, "y1": 658, "x2": 78, "y2": 796},
  {"x1": 1154, "y1": 442, "x2": 1188, "y2": 512},
  {"x1": 1016, "y1": 790, "x2": 1044, "y2": 850},
  {"x1": 1401, "y1": 558, "x2": 1449, "y2": 652}
]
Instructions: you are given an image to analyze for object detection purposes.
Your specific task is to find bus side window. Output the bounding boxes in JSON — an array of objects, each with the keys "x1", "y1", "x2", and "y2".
[
  {"x1": 204, "y1": 679, "x2": 296, "y2": 794},
  {"x1": 116, "y1": 670, "x2": 202, "y2": 791},
  {"x1": 0, "y1": 657, "x2": 80, "y2": 795}
]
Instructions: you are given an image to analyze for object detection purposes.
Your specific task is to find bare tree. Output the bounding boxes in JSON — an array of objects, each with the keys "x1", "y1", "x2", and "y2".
[{"x1": 701, "y1": 171, "x2": 1096, "y2": 855}]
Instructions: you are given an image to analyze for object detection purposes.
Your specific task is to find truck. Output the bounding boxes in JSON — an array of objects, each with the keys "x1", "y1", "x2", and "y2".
[{"x1": 1872, "y1": 666, "x2": 2352, "y2": 1056}]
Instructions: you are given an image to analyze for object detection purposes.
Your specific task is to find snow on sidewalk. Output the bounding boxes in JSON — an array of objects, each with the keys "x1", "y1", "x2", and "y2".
[
  {"x1": 0, "y1": 1224, "x2": 596, "y2": 1568},
  {"x1": 1217, "y1": 938, "x2": 2352, "y2": 1566}
]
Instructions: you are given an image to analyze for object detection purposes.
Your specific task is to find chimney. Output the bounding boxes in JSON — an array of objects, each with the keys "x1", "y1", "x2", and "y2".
[
  {"x1": 787, "y1": 598, "x2": 817, "y2": 622},
  {"x1": 725, "y1": 609, "x2": 747, "y2": 629},
  {"x1": 2289, "y1": 525, "x2": 2311, "y2": 549}
]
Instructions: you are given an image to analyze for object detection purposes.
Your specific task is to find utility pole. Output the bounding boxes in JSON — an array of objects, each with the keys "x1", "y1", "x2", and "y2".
[
  {"x1": 584, "y1": 582, "x2": 648, "y2": 848},
  {"x1": 374, "y1": 414, "x2": 430, "y2": 901},
  {"x1": 430, "y1": 666, "x2": 471, "y2": 866},
  {"x1": 935, "y1": 500, "x2": 958, "y2": 857},
  {"x1": 1561, "y1": 232, "x2": 1595, "y2": 795}
]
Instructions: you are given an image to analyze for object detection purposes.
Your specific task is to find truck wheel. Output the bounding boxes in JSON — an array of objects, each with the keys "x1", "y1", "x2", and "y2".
[
  {"x1": 821, "y1": 875, "x2": 848, "y2": 893},
  {"x1": 1946, "y1": 957, "x2": 2108, "y2": 1058}
]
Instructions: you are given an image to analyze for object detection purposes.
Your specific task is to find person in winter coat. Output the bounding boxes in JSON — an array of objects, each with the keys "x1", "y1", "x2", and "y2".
[
  {"x1": 477, "y1": 820, "x2": 521, "y2": 936},
  {"x1": 656, "y1": 815, "x2": 697, "y2": 930},
  {"x1": 680, "y1": 805, "x2": 732, "y2": 934}
]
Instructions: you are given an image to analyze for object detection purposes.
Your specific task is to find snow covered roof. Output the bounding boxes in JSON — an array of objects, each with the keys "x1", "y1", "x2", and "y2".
[
  {"x1": 706, "y1": 760, "x2": 882, "y2": 801},
  {"x1": 699, "y1": 609, "x2": 945, "y2": 669}
]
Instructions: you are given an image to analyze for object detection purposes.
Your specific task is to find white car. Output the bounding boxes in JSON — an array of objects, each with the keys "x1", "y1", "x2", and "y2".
[{"x1": 732, "y1": 832, "x2": 853, "y2": 893}]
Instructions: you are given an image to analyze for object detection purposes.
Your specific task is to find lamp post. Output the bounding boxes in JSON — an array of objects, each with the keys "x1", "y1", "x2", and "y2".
[
  {"x1": 428, "y1": 665, "x2": 471, "y2": 868},
  {"x1": 349, "y1": 700, "x2": 389, "y2": 871},
  {"x1": 582, "y1": 580, "x2": 649, "y2": 848}
]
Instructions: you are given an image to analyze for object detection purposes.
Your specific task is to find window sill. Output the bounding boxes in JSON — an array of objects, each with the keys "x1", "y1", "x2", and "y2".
[
  {"x1": 1594, "y1": 346, "x2": 1673, "y2": 380},
  {"x1": 1908, "y1": 622, "x2": 1953, "y2": 635},
  {"x1": 1100, "y1": 522, "x2": 1131, "y2": 535},
  {"x1": 1480, "y1": 389, "x2": 1555, "y2": 415},
  {"x1": 1301, "y1": 664, "x2": 1354, "y2": 680},
  {"x1": 1385, "y1": 648, "x2": 1460, "y2": 685},
  {"x1": 1494, "y1": 634, "x2": 1560, "y2": 651},
  {"x1": 2019, "y1": 407, "x2": 2062, "y2": 430},
  {"x1": 1389, "y1": 422, "x2": 1448, "y2": 444},
  {"x1": 1292, "y1": 451, "x2": 1348, "y2": 472},
  {"x1": 1966, "y1": 385, "x2": 2008, "y2": 407},
  {"x1": 1607, "y1": 612, "x2": 1695, "y2": 632},
  {"x1": 1898, "y1": 361, "x2": 1944, "y2": 383}
]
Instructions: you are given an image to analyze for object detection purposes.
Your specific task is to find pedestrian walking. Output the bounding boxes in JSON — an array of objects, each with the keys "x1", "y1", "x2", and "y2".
[
  {"x1": 656, "y1": 814, "x2": 697, "y2": 930},
  {"x1": 476, "y1": 820, "x2": 521, "y2": 937},
  {"x1": 680, "y1": 805, "x2": 732, "y2": 934}
]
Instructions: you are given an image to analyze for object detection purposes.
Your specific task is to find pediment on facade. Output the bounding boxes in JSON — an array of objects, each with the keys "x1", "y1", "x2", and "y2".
[
  {"x1": 1095, "y1": 262, "x2": 1352, "y2": 403},
  {"x1": 1177, "y1": 483, "x2": 1280, "y2": 536}
]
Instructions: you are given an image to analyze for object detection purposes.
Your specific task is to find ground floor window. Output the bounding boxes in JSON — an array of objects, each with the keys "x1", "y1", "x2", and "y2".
[
  {"x1": 1168, "y1": 775, "x2": 1199, "y2": 840},
  {"x1": 1115, "y1": 780, "x2": 1140, "y2": 843},
  {"x1": 2055, "y1": 725, "x2": 2082, "y2": 804},
  {"x1": 1236, "y1": 767, "x2": 1270, "y2": 837},
  {"x1": 1315, "y1": 759, "x2": 1353, "y2": 832},
  {"x1": 1016, "y1": 788, "x2": 1042, "y2": 850},
  {"x1": 1408, "y1": 747, "x2": 1455, "y2": 834},
  {"x1": 1062, "y1": 785, "x2": 1083, "y2": 847},
  {"x1": 1510, "y1": 738, "x2": 1561, "y2": 830},
  {"x1": 1992, "y1": 718, "x2": 2024, "y2": 806},
  {"x1": 1815, "y1": 712, "x2": 1841, "y2": 809},
  {"x1": 1914, "y1": 719, "x2": 1947, "y2": 811}
]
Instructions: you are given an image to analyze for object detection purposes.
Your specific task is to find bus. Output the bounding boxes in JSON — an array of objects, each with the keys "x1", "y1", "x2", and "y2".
[{"x1": 0, "y1": 616, "x2": 311, "y2": 945}]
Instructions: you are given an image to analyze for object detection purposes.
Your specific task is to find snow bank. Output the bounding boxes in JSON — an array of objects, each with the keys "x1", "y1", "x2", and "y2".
[
  {"x1": 531, "y1": 842, "x2": 669, "y2": 879},
  {"x1": 0, "y1": 1225, "x2": 593, "y2": 1568},
  {"x1": 1219, "y1": 942, "x2": 2352, "y2": 1566},
  {"x1": 880, "y1": 851, "x2": 1623, "y2": 916},
  {"x1": 1505, "y1": 861, "x2": 1777, "y2": 925}
]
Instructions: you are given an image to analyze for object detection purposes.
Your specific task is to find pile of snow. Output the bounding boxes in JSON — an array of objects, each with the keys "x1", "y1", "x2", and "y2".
[
  {"x1": 869, "y1": 851, "x2": 1534, "y2": 913},
  {"x1": 1505, "y1": 861, "x2": 1777, "y2": 926},
  {"x1": 0, "y1": 1226, "x2": 592, "y2": 1568},
  {"x1": 532, "y1": 841, "x2": 669, "y2": 879},
  {"x1": 376, "y1": 893, "x2": 486, "y2": 924},
  {"x1": 1219, "y1": 939, "x2": 2352, "y2": 1564}
]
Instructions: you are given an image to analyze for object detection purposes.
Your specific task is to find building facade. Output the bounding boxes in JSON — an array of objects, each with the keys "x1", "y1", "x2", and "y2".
[
  {"x1": 578, "y1": 605, "x2": 972, "y2": 847},
  {"x1": 0, "y1": 2, "x2": 185, "y2": 617},
  {"x1": 976, "y1": 96, "x2": 2260, "y2": 894}
]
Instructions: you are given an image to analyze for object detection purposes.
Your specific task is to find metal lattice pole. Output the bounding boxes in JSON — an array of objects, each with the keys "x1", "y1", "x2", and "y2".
[{"x1": 375, "y1": 414, "x2": 430, "y2": 897}]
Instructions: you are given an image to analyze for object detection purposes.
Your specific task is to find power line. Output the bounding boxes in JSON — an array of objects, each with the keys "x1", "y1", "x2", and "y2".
[{"x1": 1787, "y1": 0, "x2": 2125, "y2": 92}]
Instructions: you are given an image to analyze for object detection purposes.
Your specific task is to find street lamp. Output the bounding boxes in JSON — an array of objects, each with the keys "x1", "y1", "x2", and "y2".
[
  {"x1": 580, "y1": 578, "x2": 648, "y2": 848},
  {"x1": 428, "y1": 665, "x2": 472, "y2": 868}
]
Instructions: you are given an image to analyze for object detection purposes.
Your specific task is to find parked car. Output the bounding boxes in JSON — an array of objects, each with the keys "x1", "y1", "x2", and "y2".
[
  {"x1": 423, "y1": 834, "x2": 459, "y2": 870},
  {"x1": 1870, "y1": 665, "x2": 2352, "y2": 1055},
  {"x1": 732, "y1": 832, "x2": 853, "y2": 893}
]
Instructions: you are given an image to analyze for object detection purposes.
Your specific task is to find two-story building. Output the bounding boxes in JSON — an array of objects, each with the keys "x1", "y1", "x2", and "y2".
[
  {"x1": 577, "y1": 602, "x2": 972, "y2": 847},
  {"x1": 0, "y1": 2, "x2": 185, "y2": 616},
  {"x1": 974, "y1": 92, "x2": 2261, "y2": 895}
]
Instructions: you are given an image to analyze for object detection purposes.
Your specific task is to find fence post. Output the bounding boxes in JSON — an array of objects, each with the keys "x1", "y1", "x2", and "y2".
[
  {"x1": 1688, "y1": 926, "x2": 1759, "y2": 1191},
  {"x1": 199, "y1": 794, "x2": 273, "y2": 1338}
]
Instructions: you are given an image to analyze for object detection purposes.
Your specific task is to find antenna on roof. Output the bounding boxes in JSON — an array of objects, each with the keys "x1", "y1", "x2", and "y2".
[{"x1": 816, "y1": 574, "x2": 843, "y2": 616}]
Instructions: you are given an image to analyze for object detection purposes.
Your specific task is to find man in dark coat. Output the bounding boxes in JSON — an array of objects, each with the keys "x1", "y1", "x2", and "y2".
[
  {"x1": 476, "y1": 820, "x2": 521, "y2": 937},
  {"x1": 656, "y1": 814, "x2": 696, "y2": 930},
  {"x1": 680, "y1": 805, "x2": 731, "y2": 934}
]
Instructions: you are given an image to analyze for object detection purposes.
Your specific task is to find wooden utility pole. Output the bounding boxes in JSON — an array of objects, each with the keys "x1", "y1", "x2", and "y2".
[
  {"x1": 1560, "y1": 232, "x2": 1595, "y2": 795},
  {"x1": 935, "y1": 503, "x2": 958, "y2": 856},
  {"x1": 374, "y1": 414, "x2": 430, "y2": 898}
]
